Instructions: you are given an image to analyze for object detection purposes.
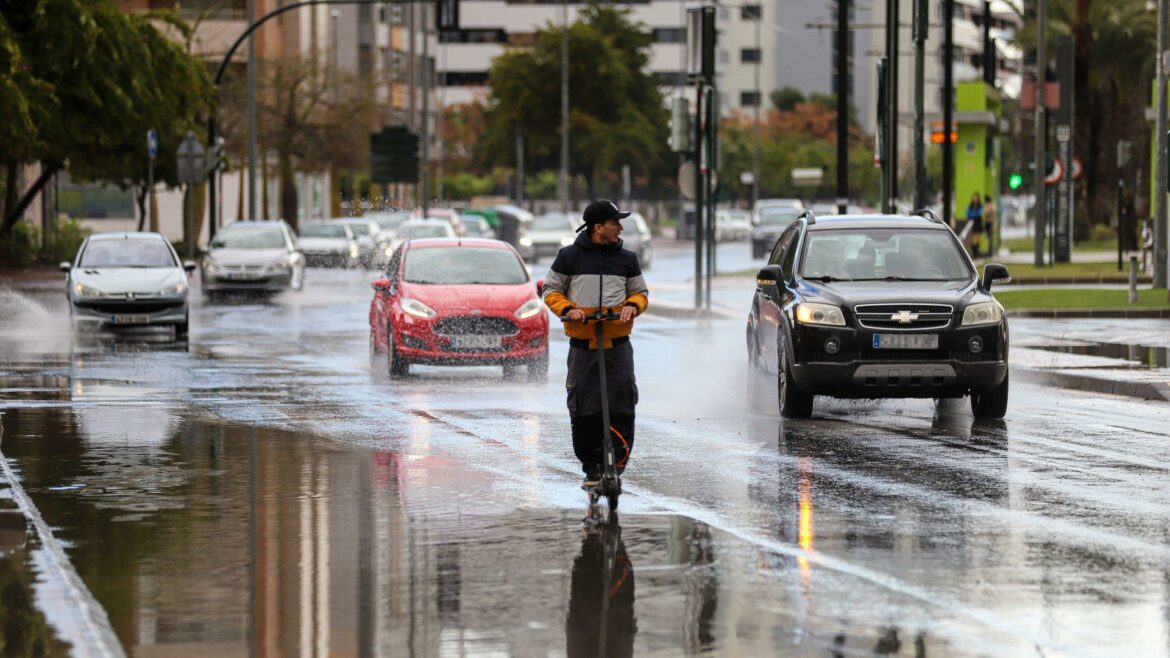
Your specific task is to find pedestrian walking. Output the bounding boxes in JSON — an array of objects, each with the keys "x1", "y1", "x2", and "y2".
[
  {"x1": 542, "y1": 200, "x2": 649, "y2": 487},
  {"x1": 964, "y1": 192, "x2": 984, "y2": 257}
]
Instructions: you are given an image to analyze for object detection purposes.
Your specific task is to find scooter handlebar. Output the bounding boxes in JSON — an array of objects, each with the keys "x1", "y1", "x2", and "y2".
[{"x1": 559, "y1": 312, "x2": 623, "y2": 322}]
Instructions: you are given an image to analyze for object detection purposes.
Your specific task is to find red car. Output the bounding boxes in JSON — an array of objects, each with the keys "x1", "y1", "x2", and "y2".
[{"x1": 369, "y1": 238, "x2": 549, "y2": 379}]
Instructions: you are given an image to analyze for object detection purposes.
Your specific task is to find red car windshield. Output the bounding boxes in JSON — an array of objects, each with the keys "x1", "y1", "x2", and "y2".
[{"x1": 404, "y1": 247, "x2": 527, "y2": 285}]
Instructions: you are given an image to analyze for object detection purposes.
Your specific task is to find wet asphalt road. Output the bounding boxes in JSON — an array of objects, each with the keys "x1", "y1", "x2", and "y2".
[{"x1": 1, "y1": 242, "x2": 1169, "y2": 657}]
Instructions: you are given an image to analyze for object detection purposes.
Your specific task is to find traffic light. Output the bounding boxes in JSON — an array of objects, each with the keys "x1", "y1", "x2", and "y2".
[
  {"x1": 370, "y1": 127, "x2": 419, "y2": 184},
  {"x1": 1008, "y1": 173, "x2": 1023, "y2": 190},
  {"x1": 668, "y1": 96, "x2": 692, "y2": 153}
]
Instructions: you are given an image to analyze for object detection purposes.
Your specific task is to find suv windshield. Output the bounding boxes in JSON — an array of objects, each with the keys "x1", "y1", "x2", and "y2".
[
  {"x1": 404, "y1": 247, "x2": 527, "y2": 284},
  {"x1": 210, "y1": 227, "x2": 286, "y2": 249},
  {"x1": 79, "y1": 239, "x2": 176, "y2": 268},
  {"x1": 801, "y1": 228, "x2": 972, "y2": 281},
  {"x1": 300, "y1": 224, "x2": 348, "y2": 239}
]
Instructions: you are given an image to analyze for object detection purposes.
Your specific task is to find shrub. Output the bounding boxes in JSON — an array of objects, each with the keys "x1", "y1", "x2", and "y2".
[
  {"x1": 45, "y1": 217, "x2": 91, "y2": 263},
  {"x1": 0, "y1": 221, "x2": 40, "y2": 267},
  {"x1": 0, "y1": 217, "x2": 92, "y2": 267},
  {"x1": 1091, "y1": 223, "x2": 1115, "y2": 243}
]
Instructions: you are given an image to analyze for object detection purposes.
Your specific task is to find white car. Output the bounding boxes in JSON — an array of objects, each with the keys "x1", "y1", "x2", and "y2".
[
  {"x1": 332, "y1": 218, "x2": 380, "y2": 268},
  {"x1": 411, "y1": 207, "x2": 465, "y2": 236},
  {"x1": 716, "y1": 209, "x2": 752, "y2": 241},
  {"x1": 528, "y1": 213, "x2": 579, "y2": 261},
  {"x1": 202, "y1": 220, "x2": 306, "y2": 294},
  {"x1": 620, "y1": 212, "x2": 653, "y2": 268},
  {"x1": 299, "y1": 222, "x2": 361, "y2": 268},
  {"x1": 389, "y1": 219, "x2": 458, "y2": 252},
  {"x1": 62, "y1": 232, "x2": 195, "y2": 336}
]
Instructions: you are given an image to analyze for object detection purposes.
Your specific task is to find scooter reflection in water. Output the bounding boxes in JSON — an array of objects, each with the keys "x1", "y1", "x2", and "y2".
[{"x1": 566, "y1": 514, "x2": 636, "y2": 658}]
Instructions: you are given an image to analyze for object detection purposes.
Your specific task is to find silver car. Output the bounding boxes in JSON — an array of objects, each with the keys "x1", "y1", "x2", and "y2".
[
  {"x1": 62, "y1": 232, "x2": 195, "y2": 336},
  {"x1": 389, "y1": 219, "x2": 458, "y2": 252},
  {"x1": 528, "y1": 213, "x2": 579, "y2": 261},
  {"x1": 299, "y1": 222, "x2": 361, "y2": 268},
  {"x1": 333, "y1": 218, "x2": 380, "y2": 268},
  {"x1": 620, "y1": 212, "x2": 653, "y2": 268},
  {"x1": 202, "y1": 221, "x2": 306, "y2": 293}
]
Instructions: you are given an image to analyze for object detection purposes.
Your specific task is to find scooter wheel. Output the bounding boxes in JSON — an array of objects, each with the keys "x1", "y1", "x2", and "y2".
[{"x1": 606, "y1": 493, "x2": 619, "y2": 511}]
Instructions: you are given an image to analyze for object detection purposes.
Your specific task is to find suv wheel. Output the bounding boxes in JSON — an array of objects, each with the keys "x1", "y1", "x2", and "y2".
[
  {"x1": 971, "y1": 372, "x2": 1008, "y2": 420},
  {"x1": 777, "y1": 337, "x2": 813, "y2": 419}
]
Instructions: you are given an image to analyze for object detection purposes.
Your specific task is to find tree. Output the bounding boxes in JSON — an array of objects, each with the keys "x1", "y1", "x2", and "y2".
[
  {"x1": 1013, "y1": 0, "x2": 1156, "y2": 238},
  {"x1": 478, "y1": 4, "x2": 671, "y2": 199},
  {"x1": 0, "y1": 0, "x2": 212, "y2": 237},
  {"x1": 770, "y1": 86, "x2": 805, "y2": 111}
]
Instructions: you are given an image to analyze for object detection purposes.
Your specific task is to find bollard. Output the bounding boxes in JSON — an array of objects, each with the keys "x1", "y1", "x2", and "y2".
[{"x1": 1129, "y1": 256, "x2": 1139, "y2": 304}]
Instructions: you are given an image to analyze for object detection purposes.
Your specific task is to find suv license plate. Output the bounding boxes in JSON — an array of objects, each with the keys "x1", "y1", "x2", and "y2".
[
  {"x1": 873, "y1": 333, "x2": 938, "y2": 350},
  {"x1": 113, "y1": 314, "x2": 151, "y2": 325},
  {"x1": 455, "y1": 335, "x2": 502, "y2": 349}
]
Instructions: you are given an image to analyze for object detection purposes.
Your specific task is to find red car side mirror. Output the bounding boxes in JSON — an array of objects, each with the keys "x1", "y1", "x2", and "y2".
[
  {"x1": 371, "y1": 278, "x2": 391, "y2": 292},
  {"x1": 535, "y1": 278, "x2": 544, "y2": 296}
]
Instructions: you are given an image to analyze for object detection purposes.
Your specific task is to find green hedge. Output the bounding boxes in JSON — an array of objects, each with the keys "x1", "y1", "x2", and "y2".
[{"x1": 0, "y1": 218, "x2": 92, "y2": 267}]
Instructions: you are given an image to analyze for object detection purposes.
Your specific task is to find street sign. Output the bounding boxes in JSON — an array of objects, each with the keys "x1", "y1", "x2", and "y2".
[
  {"x1": 1044, "y1": 159, "x2": 1064, "y2": 186},
  {"x1": 147, "y1": 129, "x2": 158, "y2": 159},
  {"x1": 678, "y1": 161, "x2": 697, "y2": 200},
  {"x1": 791, "y1": 167, "x2": 823, "y2": 187},
  {"x1": 739, "y1": 171, "x2": 754, "y2": 186},
  {"x1": 175, "y1": 131, "x2": 206, "y2": 185}
]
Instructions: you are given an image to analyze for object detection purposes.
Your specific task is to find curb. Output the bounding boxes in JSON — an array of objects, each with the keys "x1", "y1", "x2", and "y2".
[
  {"x1": 1008, "y1": 308, "x2": 1170, "y2": 319},
  {"x1": 1014, "y1": 367, "x2": 1170, "y2": 402},
  {"x1": 643, "y1": 302, "x2": 739, "y2": 320},
  {"x1": 1008, "y1": 276, "x2": 1153, "y2": 285},
  {"x1": 0, "y1": 417, "x2": 126, "y2": 658}
]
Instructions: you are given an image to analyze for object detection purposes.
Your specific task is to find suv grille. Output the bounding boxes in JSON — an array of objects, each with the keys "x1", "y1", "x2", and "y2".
[
  {"x1": 434, "y1": 316, "x2": 518, "y2": 336},
  {"x1": 854, "y1": 303, "x2": 953, "y2": 331}
]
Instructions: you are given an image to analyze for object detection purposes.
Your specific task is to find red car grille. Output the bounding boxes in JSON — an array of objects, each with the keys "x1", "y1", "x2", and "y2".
[{"x1": 433, "y1": 316, "x2": 518, "y2": 336}]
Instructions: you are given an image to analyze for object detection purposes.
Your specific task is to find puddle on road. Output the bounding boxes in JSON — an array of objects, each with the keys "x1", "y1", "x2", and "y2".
[
  {"x1": 1033, "y1": 341, "x2": 1170, "y2": 369},
  {"x1": 0, "y1": 406, "x2": 1016, "y2": 657}
]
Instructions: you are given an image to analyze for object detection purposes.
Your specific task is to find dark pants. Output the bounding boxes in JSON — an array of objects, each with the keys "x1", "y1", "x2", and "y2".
[{"x1": 566, "y1": 340, "x2": 637, "y2": 475}]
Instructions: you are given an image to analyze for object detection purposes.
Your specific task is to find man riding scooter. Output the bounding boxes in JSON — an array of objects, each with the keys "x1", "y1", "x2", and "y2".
[{"x1": 542, "y1": 200, "x2": 649, "y2": 489}]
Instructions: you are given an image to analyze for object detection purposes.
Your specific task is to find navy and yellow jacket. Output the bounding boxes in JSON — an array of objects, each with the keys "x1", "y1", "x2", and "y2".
[{"x1": 542, "y1": 231, "x2": 649, "y2": 348}]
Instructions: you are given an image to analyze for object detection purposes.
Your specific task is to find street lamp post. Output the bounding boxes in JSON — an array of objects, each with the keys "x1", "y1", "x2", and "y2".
[
  {"x1": 560, "y1": 0, "x2": 570, "y2": 215},
  {"x1": 246, "y1": 0, "x2": 256, "y2": 220}
]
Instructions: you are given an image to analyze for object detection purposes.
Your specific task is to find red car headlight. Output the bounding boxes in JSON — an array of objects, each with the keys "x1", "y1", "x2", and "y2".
[{"x1": 514, "y1": 299, "x2": 543, "y2": 319}]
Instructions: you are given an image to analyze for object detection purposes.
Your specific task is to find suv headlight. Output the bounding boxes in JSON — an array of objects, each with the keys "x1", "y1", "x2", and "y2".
[
  {"x1": 514, "y1": 299, "x2": 543, "y2": 319},
  {"x1": 73, "y1": 282, "x2": 104, "y2": 297},
  {"x1": 400, "y1": 298, "x2": 437, "y2": 319},
  {"x1": 160, "y1": 282, "x2": 187, "y2": 296},
  {"x1": 961, "y1": 301, "x2": 1003, "y2": 326},
  {"x1": 795, "y1": 302, "x2": 846, "y2": 327},
  {"x1": 203, "y1": 258, "x2": 219, "y2": 273}
]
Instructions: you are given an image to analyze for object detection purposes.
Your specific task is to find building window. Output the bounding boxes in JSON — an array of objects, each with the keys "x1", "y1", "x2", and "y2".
[
  {"x1": 741, "y1": 4, "x2": 761, "y2": 20},
  {"x1": 741, "y1": 48, "x2": 761, "y2": 63},
  {"x1": 740, "y1": 91, "x2": 761, "y2": 107},
  {"x1": 439, "y1": 28, "x2": 507, "y2": 44},
  {"x1": 439, "y1": 71, "x2": 490, "y2": 86},
  {"x1": 652, "y1": 28, "x2": 685, "y2": 44}
]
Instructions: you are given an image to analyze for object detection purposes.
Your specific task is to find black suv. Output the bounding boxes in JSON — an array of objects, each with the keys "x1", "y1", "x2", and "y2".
[{"x1": 746, "y1": 211, "x2": 1011, "y2": 419}]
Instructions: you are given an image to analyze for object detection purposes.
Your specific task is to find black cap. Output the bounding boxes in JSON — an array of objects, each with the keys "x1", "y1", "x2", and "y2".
[{"x1": 578, "y1": 199, "x2": 631, "y2": 232}]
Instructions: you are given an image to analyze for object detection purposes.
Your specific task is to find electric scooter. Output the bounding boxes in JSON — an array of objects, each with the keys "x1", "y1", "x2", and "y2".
[{"x1": 561, "y1": 311, "x2": 624, "y2": 512}]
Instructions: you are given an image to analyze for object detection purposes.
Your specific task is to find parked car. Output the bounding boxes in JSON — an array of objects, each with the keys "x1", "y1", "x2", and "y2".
[
  {"x1": 369, "y1": 238, "x2": 549, "y2": 379},
  {"x1": 365, "y1": 211, "x2": 411, "y2": 265},
  {"x1": 527, "y1": 213, "x2": 579, "y2": 261},
  {"x1": 62, "y1": 232, "x2": 195, "y2": 336},
  {"x1": 202, "y1": 220, "x2": 305, "y2": 294},
  {"x1": 753, "y1": 198, "x2": 804, "y2": 224},
  {"x1": 332, "y1": 217, "x2": 381, "y2": 268},
  {"x1": 389, "y1": 219, "x2": 458, "y2": 252},
  {"x1": 493, "y1": 204, "x2": 535, "y2": 261},
  {"x1": 746, "y1": 211, "x2": 1011, "y2": 419},
  {"x1": 299, "y1": 222, "x2": 361, "y2": 268},
  {"x1": 750, "y1": 205, "x2": 804, "y2": 258},
  {"x1": 620, "y1": 212, "x2": 653, "y2": 268},
  {"x1": 461, "y1": 216, "x2": 495, "y2": 238},
  {"x1": 716, "y1": 209, "x2": 753, "y2": 242}
]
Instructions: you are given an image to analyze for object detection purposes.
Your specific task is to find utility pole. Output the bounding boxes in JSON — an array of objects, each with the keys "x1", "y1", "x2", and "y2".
[
  {"x1": 246, "y1": 0, "x2": 256, "y2": 219},
  {"x1": 836, "y1": 0, "x2": 850, "y2": 214},
  {"x1": 1157, "y1": 0, "x2": 1169, "y2": 288},
  {"x1": 942, "y1": 0, "x2": 954, "y2": 225},
  {"x1": 752, "y1": 10, "x2": 761, "y2": 210},
  {"x1": 421, "y1": 2, "x2": 430, "y2": 217},
  {"x1": 1033, "y1": 0, "x2": 1047, "y2": 267},
  {"x1": 912, "y1": 0, "x2": 927, "y2": 209},
  {"x1": 886, "y1": 0, "x2": 899, "y2": 211},
  {"x1": 560, "y1": 0, "x2": 570, "y2": 215}
]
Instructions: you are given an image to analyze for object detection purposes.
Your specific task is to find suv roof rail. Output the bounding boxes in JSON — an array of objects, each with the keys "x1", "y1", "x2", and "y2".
[
  {"x1": 798, "y1": 209, "x2": 817, "y2": 225},
  {"x1": 911, "y1": 208, "x2": 944, "y2": 224}
]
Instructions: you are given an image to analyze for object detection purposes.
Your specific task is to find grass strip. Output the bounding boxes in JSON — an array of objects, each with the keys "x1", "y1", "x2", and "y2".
[{"x1": 995, "y1": 288, "x2": 1170, "y2": 310}]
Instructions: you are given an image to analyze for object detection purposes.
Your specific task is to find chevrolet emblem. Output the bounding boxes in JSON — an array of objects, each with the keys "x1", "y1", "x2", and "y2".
[{"x1": 891, "y1": 310, "x2": 918, "y2": 324}]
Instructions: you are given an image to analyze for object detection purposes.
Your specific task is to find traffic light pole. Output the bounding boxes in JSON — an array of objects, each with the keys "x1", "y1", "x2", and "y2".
[{"x1": 1033, "y1": 0, "x2": 1047, "y2": 267}]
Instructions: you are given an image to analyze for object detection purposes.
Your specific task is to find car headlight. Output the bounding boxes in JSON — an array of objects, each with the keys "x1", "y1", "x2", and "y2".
[
  {"x1": 794, "y1": 302, "x2": 846, "y2": 327},
  {"x1": 400, "y1": 298, "x2": 437, "y2": 319},
  {"x1": 559, "y1": 236, "x2": 574, "y2": 247},
  {"x1": 514, "y1": 299, "x2": 543, "y2": 319},
  {"x1": 203, "y1": 258, "x2": 219, "y2": 273},
  {"x1": 160, "y1": 282, "x2": 187, "y2": 296},
  {"x1": 73, "y1": 282, "x2": 104, "y2": 297},
  {"x1": 384, "y1": 244, "x2": 394, "y2": 256},
  {"x1": 270, "y1": 258, "x2": 291, "y2": 271},
  {"x1": 349, "y1": 244, "x2": 360, "y2": 257},
  {"x1": 961, "y1": 301, "x2": 1003, "y2": 326},
  {"x1": 519, "y1": 237, "x2": 533, "y2": 247}
]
